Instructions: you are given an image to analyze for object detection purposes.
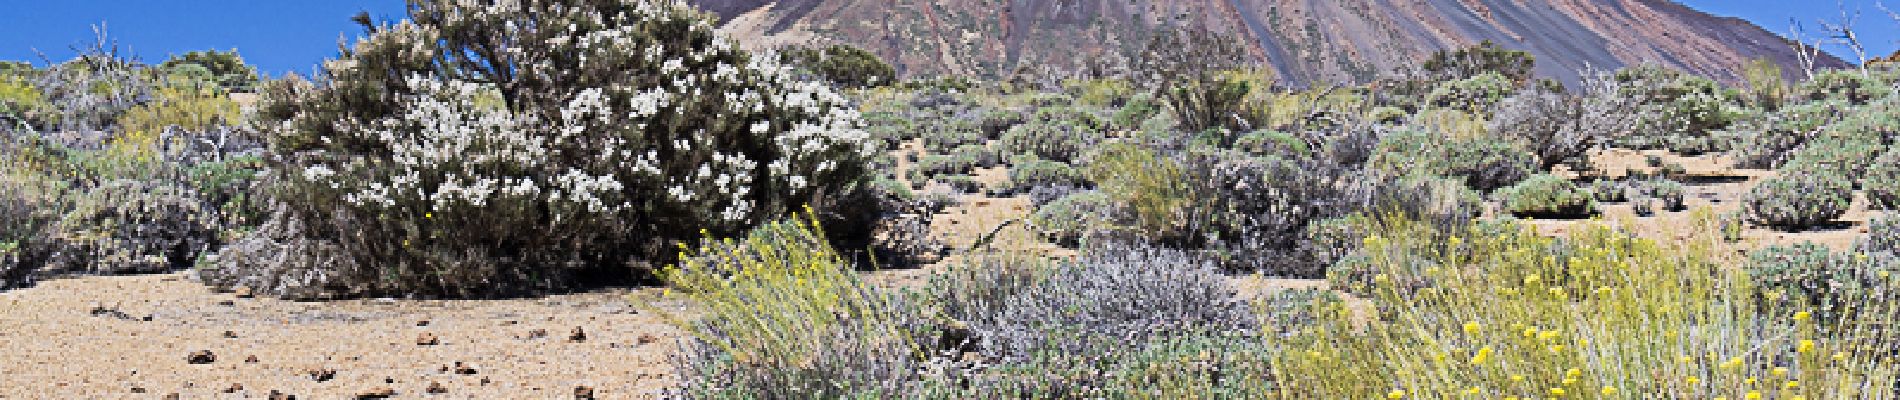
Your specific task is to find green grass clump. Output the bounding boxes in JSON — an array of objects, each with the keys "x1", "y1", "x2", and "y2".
[
  {"x1": 662, "y1": 215, "x2": 931, "y2": 399},
  {"x1": 1498, "y1": 174, "x2": 1596, "y2": 218},
  {"x1": 1863, "y1": 148, "x2": 1900, "y2": 210}
]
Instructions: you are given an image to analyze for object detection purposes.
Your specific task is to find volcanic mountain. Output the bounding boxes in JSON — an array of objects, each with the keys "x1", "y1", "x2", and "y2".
[{"x1": 694, "y1": 0, "x2": 1849, "y2": 86}]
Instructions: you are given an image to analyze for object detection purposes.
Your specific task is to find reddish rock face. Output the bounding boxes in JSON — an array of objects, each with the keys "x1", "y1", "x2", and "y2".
[{"x1": 700, "y1": 0, "x2": 1846, "y2": 86}]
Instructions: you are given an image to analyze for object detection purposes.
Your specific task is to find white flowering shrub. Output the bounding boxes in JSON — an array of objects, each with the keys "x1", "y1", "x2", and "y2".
[{"x1": 204, "y1": 0, "x2": 878, "y2": 298}]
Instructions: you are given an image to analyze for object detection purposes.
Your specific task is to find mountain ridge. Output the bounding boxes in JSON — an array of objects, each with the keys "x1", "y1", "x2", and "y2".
[{"x1": 697, "y1": 0, "x2": 1849, "y2": 87}]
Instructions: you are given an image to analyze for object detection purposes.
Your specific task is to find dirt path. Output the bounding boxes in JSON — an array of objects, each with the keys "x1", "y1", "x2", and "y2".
[{"x1": 0, "y1": 273, "x2": 686, "y2": 399}]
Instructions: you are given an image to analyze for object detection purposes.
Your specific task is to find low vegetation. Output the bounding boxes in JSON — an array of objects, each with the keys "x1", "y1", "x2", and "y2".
[{"x1": 4, "y1": 0, "x2": 1900, "y2": 397}]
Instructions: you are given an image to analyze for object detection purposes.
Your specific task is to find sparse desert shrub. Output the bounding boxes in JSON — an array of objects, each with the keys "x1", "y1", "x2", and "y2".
[
  {"x1": 1137, "y1": 25, "x2": 1256, "y2": 134},
  {"x1": 921, "y1": 114, "x2": 985, "y2": 153},
  {"x1": 42, "y1": 180, "x2": 218, "y2": 274},
  {"x1": 1796, "y1": 68, "x2": 1894, "y2": 105},
  {"x1": 951, "y1": 144, "x2": 999, "y2": 168},
  {"x1": 1860, "y1": 216, "x2": 1900, "y2": 254},
  {"x1": 665, "y1": 216, "x2": 932, "y2": 399},
  {"x1": 1498, "y1": 174, "x2": 1595, "y2": 218},
  {"x1": 781, "y1": 44, "x2": 895, "y2": 89},
  {"x1": 1611, "y1": 65, "x2": 1741, "y2": 151},
  {"x1": 1426, "y1": 71, "x2": 1514, "y2": 113},
  {"x1": 976, "y1": 107, "x2": 1024, "y2": 139},
  {"x1": 1085, "y1": 143, "x2": 1192, "y2": 242},
  {"x1": 926, "y1": 244, "x2": 1260, "y2": 396},
  {"x1": 1288, "y1": 218, "x2": 1900, "y2": 398},
  {"x1": 1743, "y1": 171, "x2": 1853, "y2": 231},
  {"x1": 997, "y1": 107, "x2": 1102, "y2": 163},
  {"x1": 0, "y1": 75, "x2": 50, "y2": 129},
  {"x1": 1627, "y1": 177, "x2": 1685, "y2": 216},
  {"x1": 1747, "y1": 242, "x2": 1900, "y2": 323},
  {"x1": 1486, "y1": 70, "x2": 1638, "y2": 170},
  {"x1": 1110, "y1": 94, "x2": 1161, "y2": 130},
  {"x1": 1375, "y1": 131, "x2": 1537, "y2": 192},
  {"x1": 1422, "y1": 40, "x2": 1535, "y2": 84},
  {"x1": 203, "y1": 0, "x2": 877, "y2": 299},
  {"x1": 1784, "y1": 136, "x2": 1886, "y2": 179},
  {"x1": 1029, "y1": 190, "x2": 1115, "y2": 247},
  {"x1": 159, "y1": 49, "x2": 259, "y2": 92},
  {"x1": 1589, "y1": 179, "x2": 1627, "y2": 202},
  {"x1": 1735, "y1": 101, "x2": 1846, "y2": 169},
  {"x1": 861, "y1": 111, "x2": 914, "y2": 150},
  {"x1": 912, "y1": 154, "x2": 975, "y2": 177},
  {"x1": 935, "y1": 174, "x2": 982, "y2": 194},
  {"x1": 1005, "y1": 158, "x2": 1084, "y2": 193},
  {"x1": 1185, "y1": 147, "x2": 1364, "y2": 275}
]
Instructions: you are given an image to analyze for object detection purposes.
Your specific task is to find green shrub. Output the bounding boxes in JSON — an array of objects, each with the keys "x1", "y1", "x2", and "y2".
[
  {"x1": 1425, "y1": 71, "x2": 1515, "y2": 113},
  {"x1": 1747, "y1": 242, "x2": 1900, "y2": 323},
  {"x1": 781, "y1": 44, "x2": 895, "y2": 89},
  {"x1": 1627, "y1": 177, "x2": 1685, "y2": 216},
  {"x1": 976, "y1": 107, "x2": 1024, "y2": 139},
  {"x1": 1869, "y1": 150, "x2": 1900, "y2": 212},
  {"x1": 1860, "y1": 215, "x2": 1900, "y2": 254},
  {"x1": 1743, "y1": 171, "x2": 1853, "y2": 230},
  {"x1": 159, "y1": 49, "x2": 259, "y2": 92},
  {"x1": 912, "y1": 154, "x2": 976, "y2": 177},
  {"x1": 951, "y1": 144, "x2": 999, "y2": 168},
  {"x1": 1029, "y1": 191, "x2": 1114, "y2": 247},
  {"x1": 1796, "y1": 69, "x2": 1895, "y2": 105},
  {"x1": 997, "y1": 107, "x2": 1102, "y2": 163},
  {"x1": 1422, "y1": 40, "x2": 1535, "y2": 84},
  {"x1": 1374, "y1": 131, "x2": 1537, "y2": 192},
  {"x1": 1498, "y1": 174, "x2": 1596, "y2": 218},
  {"x1": 1589, "y1": 179, "x2": 1627, "y2": 202},
  {"x1": 921, "y1": 114, "x2": 985, "y2": 153},
  {"x1": 0, "y1": 75, "x2": 50, "y2": 129},
  {"x1": 935, "y1": 174, "x2": 982, "y2": 194},
  {"x1": 1735, "y1": 101, "x2": 1848, "y2": 168},
  {"x1": 1006, "y1": 158, "x2": 1084, "y2": 192},
  {"x1": 1784, "y1": 137, "x2": 1886, "y2": 179},
  {"x1": 202, "y1": 0, "x2": 878, "y2": 299},
  {"x1": 42, "y1": 180, "x2": 219, "y2": 274}
]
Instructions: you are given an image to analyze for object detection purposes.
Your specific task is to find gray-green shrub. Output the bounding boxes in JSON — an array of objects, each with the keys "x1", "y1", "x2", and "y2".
[
  {"x1": 1743, "y1": 171, "x2": 1853, "y2": 231},
  {"x1": 1497, "y1": 174, "x2": 1596, "y2": 218}
]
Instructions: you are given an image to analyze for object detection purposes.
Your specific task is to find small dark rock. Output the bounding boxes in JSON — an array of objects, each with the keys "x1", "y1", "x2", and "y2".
[
  {"x1": 520, "y1": 328, "x2": 548, "y2": 340},
  {"x1": 452, "y1": 362, "x2": 477, "y2": 375},
  {"x1": 426, "y1": 381, "x2": 448, "y2": 394},
  {"x1": 186, "y1": 350, "x2": 216, "y2": 364},
  {"x1": 306, "y1": 368, "x2": 336, "y2": 382},
  {"x1": 268, "y1": 390, "x2": 296, "y2": 400},
  {"x1": 355, "y1": 387, "x2": 396, "y2": 399},
  {"x1": 567, "y1": 326, "x2": 587, "y2": 342},
  {"x1": 222, "y1": 383, "x2": 243, "y2": 393},
  {"x1": 574, "y1": 386, "x2": 597, "y2": 400},
  {"x1": 245, "y1": 355, "x2": 260, "y2": 363},
  {"x1": 416, "y1": 332, "x2": 439, "y2": 346},
  {"x1": 222, "y1": 330, "x2": 238, "y2": 339},
  {"x1": 636, "y1": 333, "x2": 660, "y2": 345}
]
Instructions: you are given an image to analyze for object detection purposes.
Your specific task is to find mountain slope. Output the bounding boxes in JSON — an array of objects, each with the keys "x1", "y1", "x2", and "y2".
[{"x1": 699, "y1": 0, "x2": 1847, "y2": 86}]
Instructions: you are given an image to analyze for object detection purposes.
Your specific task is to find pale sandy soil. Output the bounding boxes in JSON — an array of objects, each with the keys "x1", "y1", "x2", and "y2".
[{"x1": 0, "y1": 274, "x2": 686, "y2": 399}]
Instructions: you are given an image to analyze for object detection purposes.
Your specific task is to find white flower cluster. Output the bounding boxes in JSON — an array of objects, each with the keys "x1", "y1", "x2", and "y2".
[{"x1": 289, "y1": 0, "x2": 873, "y2": 230}]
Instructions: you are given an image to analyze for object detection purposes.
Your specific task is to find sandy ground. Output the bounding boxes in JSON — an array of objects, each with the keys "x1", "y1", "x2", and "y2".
[{"x1": 0, "y1": 274, "x2": 687, "y2": 399}]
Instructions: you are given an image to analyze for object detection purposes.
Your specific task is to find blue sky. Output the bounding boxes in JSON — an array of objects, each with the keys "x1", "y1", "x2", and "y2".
[{"x1": 0, "y1": 1, "x2": 1895, "y2": 76}]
